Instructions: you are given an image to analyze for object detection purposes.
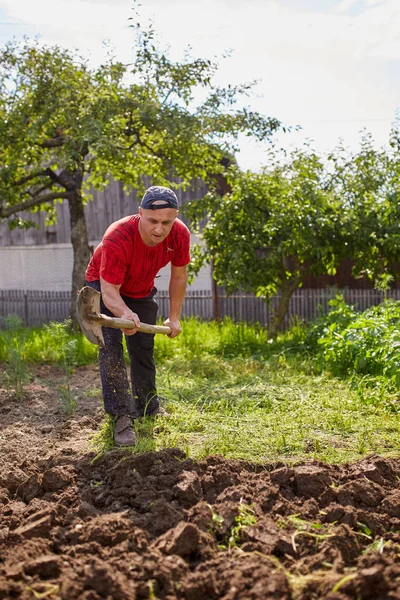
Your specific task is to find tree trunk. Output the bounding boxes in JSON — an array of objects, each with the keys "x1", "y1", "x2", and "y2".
[
  {"x1": 268, "y1": 275, "x2": 302, "y2": 338},
  {"x1": 67, "y1": 173, "x2": 91, "y2": 328}
]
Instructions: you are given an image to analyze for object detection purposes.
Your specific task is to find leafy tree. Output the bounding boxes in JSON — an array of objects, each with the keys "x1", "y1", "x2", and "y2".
[
  {"x1": 0, "y1": 26, "x2": 280, "y2": 325},
  {"x1": 327, "y1": 131, "x2": 400, "y2": 288},
  {"x1": 187, "y1": 149, "x2": 349, "y2": 336},
  {"x1": 188, "y1": 134, "x2": 400, "y2": 336}
]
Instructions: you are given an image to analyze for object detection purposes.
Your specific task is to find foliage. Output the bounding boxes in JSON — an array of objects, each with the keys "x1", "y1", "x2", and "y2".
[
  {"x1": 43, "y1": 320, "x2": 79, "y2": 413},
  {"x1": 188, "y1": 150, "x2": 338, "y2": 290},
  {"x1": 0, "y1": 321, "x2": 98, "y2": 364},
  {"x1": 186, "y1": 132, "x2": 400, "y2": 334},
  {"x1": 0, "y1": 314, "x2": 30, "y2": 399},
  {"x1": 306, "y1": 295, "x2": 400, "y2": 387},
  {"x1": 302, "y1": 295, "x2": 359, "y2": 355},
  {"x1": 0, "y1": 22, "x2": 280, "y2": 318},
  {"x1": 0, "y1": 36, "x2": 279, "y2": 217},
  {"x1": 327, "y1": 132, "x2": 400, "y2": 282},
  {"x1": 186, "y1": 148, "x2": 348, "y2": 334},
  {"x1": 226, "y1": 501, "x2": 257, "y2": 550}
]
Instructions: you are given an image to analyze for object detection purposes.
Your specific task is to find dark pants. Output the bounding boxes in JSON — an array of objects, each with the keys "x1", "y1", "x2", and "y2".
[{"x1": 86, "y1": 280, "x2": 159, "y2": 419}]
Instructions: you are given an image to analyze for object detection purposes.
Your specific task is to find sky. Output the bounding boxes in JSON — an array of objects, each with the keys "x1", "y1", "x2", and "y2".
[{"x1": 0, "y1": 0, "x2": 399, "y2": 170}]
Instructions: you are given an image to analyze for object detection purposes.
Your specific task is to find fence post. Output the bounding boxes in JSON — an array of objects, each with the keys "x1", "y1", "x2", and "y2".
[
  {"x1": 24, "y1": 292, "x2": 28, "y2": 326},
  {"x1": 213, "y1": 279, "x2": 219, "y2": 323},
  {"x1": 211, "y1": 261, "x2": 219, "y2": 323}
]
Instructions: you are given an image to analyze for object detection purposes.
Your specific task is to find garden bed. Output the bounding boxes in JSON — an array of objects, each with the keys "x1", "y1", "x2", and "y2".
[{"x1": 1, "y1": 364, "x2": 399, "y2": 599}]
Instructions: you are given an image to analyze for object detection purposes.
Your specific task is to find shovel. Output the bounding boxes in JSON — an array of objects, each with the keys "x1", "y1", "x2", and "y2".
[{"x1": 77, "y1": 286, "x2": 171, "y2": 348}]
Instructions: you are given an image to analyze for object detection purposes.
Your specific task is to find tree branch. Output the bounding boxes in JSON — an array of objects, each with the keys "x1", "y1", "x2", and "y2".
[
  {"x1": 0, "y1": 191, "x2": 74, "y2": 218},
  {"x1": 39, "y1": 136, "x2": 69, "y2": 148},
  {"x1": 13, "y1": 168, "x2": 53, "y2": 187},
  {"x1": 28, "y1": 181, "x2": 53, "y2": 197},
  {"x1": 130, "y1": 128, "x2": 164, "y2": 159},
  {"x1": 13, "y1": 166, "x2": 68, "y2": 191}
]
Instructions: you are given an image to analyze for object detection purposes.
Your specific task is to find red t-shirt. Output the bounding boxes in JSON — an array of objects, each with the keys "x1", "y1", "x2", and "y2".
[{"x1": 86, "y1": 215, "x2": 190, "y2": 298}]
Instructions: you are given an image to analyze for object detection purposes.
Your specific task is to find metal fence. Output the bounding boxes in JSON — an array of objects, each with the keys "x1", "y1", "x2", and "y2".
[{"x1": 1, "y1": 288, "x2": 400, "y2": 329}]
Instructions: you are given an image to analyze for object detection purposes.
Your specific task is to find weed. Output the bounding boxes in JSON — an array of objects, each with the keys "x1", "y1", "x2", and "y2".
[
  {"x1": 147, "y1": 579, "x2": 158, "y2": 600},
  {"x1": 89, "y1": 480, "x2": 103, "y2": 488},
  {"x1": 206, "y1": 504, "x2": 225, "y2": 535},
  {"x1": 226, "y1": 500, "x2": 257, "y2": 550},
  {"x1": 356, "y1": 522, "x2": 373, "y2": 538},
  {"x1": 306, "y1": 296, "x2": 400, "y2": 387},
  {"x1": 0, "y1": 314, "x2": 30, "y2": 400},
  {"x1": 85, "y1": 386, "x2": 102, "y2": 398},
  {"x1": 44, "y1": 321, "x2": 78, "y2": 413},
  {"x1": 363, "y1": 537, "x2": 391, "y2": 554},
  {"x1": 57, "y1": 384, "x2": 77, "y2": 414},
  {"x1": 277, "y1": 514, "x2": 335, "y2": 553},
  {"x1": 90, "y1": 414, "x2": 115, "y2": 456}
]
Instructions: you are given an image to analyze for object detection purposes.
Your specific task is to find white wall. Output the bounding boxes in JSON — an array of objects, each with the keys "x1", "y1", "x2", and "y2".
[{"x1": 0, "y1": 235, "x2": 212, "y2": 292}]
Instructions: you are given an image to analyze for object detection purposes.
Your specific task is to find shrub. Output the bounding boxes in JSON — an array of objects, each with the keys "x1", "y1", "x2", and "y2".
[{"x1": 306, "y1": 296, "x2": 400, "y2": 386}]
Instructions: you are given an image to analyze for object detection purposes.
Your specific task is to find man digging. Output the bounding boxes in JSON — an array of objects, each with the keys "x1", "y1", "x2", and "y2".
[{"x1": 85, "y1": 185, "x2": 190, "y2": 447}]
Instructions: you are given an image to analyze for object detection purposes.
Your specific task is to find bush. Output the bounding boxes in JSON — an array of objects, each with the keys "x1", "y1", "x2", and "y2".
[{"x1": 306, "y1": 295, "x2": 400, "y2": 386}]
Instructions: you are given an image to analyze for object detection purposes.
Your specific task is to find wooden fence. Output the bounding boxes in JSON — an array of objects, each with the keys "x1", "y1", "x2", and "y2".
[{"x1": 1, "y1": 288, "x2": 400, "y2": 329}]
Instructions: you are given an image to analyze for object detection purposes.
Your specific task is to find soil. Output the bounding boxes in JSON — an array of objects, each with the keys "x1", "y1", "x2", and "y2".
[{"x1": 1, "y1": 364, "x2": 400, "y2": 600}]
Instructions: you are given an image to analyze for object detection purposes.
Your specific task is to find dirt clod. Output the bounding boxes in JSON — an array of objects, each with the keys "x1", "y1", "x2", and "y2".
[{"x1": 1, "y1": 364, "x2": 400, "y2": 599}]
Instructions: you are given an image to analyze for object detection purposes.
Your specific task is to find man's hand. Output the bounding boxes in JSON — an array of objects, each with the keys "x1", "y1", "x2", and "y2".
[
  {"x1": 163, "y1": 317, "x2": 182, "y2": 338},
  {"x1": 121, "y1": 307, "x2": 140, "y2": 336},
  {"x1": 100, "y1": 278, "x2": 141, "y2": 336}
]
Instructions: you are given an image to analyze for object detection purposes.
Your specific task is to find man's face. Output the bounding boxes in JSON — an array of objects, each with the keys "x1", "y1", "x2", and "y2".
[{"x1": 139, "y1": 206, "x2": 178, "y2": 246}]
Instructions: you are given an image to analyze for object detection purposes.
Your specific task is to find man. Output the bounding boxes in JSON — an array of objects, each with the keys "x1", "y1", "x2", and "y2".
[{"x1": 85, "y1": 185, "x2": 190, "y2": 447}]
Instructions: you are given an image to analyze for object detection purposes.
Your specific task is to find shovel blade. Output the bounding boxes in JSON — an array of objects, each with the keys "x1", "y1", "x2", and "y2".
[{"x1": 76, "y1": 286, "x2": 105, "y2": 347}]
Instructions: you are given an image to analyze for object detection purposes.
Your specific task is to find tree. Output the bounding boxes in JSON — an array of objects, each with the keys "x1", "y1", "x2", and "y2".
[
  {"x1": 187, "y1": 149, "x2": 354, "y2": 336},
  {"x1": 327, "y1": 131, "x2": 400, "y2": 289},
  {"x1": 0, "y1": 29, "x2": 280, "y2": 325},
  {"x1": 188, "y1": 133, "x2": 400, "y2": 336}
]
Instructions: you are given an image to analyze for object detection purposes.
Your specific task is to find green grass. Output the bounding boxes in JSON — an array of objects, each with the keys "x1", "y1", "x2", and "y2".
[
  {"x1": 0, "y1": 317, "x2": 98, "y2": 365},
  {"x1": 1, "y1": 313, "x2": 400, "y2": 465},
  {"x1": 141, "y1": 353, "x2": 400, "y2": 463},
  {"x1": 91, "y1": 344, "x2": 400, "y2": 464}
]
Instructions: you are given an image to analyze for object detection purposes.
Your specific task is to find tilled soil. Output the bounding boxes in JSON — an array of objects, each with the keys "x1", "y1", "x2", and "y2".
[{"x1": 0, "y1": 364, "x2": 400, "y2": 600}]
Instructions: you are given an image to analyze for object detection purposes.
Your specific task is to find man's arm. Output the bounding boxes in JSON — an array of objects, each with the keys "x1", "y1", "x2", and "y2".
[
  {"x1": 164, "y1": 264, "x2": 188, "y2": 338},
  {"x1": 100, "y1": 277, "x2": 140, "y2": 336}
]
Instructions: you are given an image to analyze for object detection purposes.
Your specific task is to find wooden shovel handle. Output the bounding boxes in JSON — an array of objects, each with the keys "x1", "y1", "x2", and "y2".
[{"x1": 89, "y1": 313, "x2": 172, "y2": 335}]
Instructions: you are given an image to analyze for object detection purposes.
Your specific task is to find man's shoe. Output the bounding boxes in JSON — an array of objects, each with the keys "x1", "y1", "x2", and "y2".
[{"x1": 114, "y1": 415, "x2": 136, "y2": 447}]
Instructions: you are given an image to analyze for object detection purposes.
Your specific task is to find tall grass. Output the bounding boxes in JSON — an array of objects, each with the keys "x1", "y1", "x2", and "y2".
[
  {"x1": 154, "y1": 316, "x2": 283, "y2": 362},
  {"x1": 0, "y1": 319, "x2": 98, "y2": 365},
  {"x1": 0, "y1": 315, "x2": 30, "y2": 399}
]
